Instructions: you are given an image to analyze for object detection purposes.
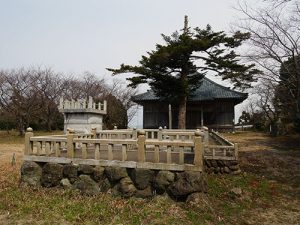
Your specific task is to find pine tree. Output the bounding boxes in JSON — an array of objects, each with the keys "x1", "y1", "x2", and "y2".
[
  {"x1": 277, "y1": 55, "x2": 300, "y2": 130},
  {"x1": 108, "y1": 16, "x2": 259, "y2": 129}
]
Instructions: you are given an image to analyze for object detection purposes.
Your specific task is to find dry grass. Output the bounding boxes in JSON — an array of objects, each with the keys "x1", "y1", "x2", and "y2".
[
  {"x1": 0, "y1": 131, "x2": 299, "y2": 225},
  {"x1": 0, "y1": 130, "x2": 63, "y2": 144}
]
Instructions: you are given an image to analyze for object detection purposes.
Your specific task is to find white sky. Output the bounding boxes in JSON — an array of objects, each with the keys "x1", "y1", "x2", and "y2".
[{"x1": 0, "y1": 0, "x2": 254, "y2": 128}]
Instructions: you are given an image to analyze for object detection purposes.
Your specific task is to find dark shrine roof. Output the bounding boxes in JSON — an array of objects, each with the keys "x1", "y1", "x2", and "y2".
[{"x1": 132, "y1": 76, "x2": 248, "y2": 104}]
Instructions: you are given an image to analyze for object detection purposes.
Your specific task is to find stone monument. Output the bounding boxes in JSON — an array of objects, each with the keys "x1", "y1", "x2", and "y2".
[{"x1": 59, "y1": 96, "x2": 107, "y2": 133}]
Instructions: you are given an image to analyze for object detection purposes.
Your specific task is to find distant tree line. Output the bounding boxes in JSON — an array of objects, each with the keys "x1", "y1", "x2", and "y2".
[{"x1": 0, "y1": 67, "x2": 137, "y2": 135}]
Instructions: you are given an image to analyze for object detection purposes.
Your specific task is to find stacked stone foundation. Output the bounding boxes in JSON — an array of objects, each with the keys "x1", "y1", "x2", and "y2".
[
  {"x1": 21, "y1": 161, "x2": 208, "y2": 201},
  {"x1": 205, "y1": 159, "x2": 241, "y2": 174}
]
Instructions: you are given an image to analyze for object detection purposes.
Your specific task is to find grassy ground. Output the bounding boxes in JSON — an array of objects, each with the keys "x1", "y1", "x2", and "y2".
[
  {"x1": 0, "y1": 130, "x2": 63, "y2": 144},
  {"x1": 0, "y1": 131, "x2": 299, "y2": 225}
]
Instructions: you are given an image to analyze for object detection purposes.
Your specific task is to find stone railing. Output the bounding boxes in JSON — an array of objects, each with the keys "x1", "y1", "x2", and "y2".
[
  {"x1": 22, "y1": 127, "x2": 241, "y2": 200},
  {"x1": 24, "y1": 128, "x2": 204, "y2": 172},
  {"x1": 97, "y1": 127, "x2": 202, "y2": 141},
  {"x1": 59, "y1": 96, "x2": 107, "y2": 113},
  {"x1": 210, "y1": 130, "x2": 234, "y2": 146},
  {"x1": 95, "y1": 127, "x2": 237, "y2": 160},
  {"x1": 206, "y1": 130, "x2": 238, "y2": 160}
]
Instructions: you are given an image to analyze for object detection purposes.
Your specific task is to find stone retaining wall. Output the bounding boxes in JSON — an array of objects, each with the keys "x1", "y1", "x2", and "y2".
[
  {"x1": 21, "y1": 161, "x2": 207, "y2": 201},
  {"x1": 205, "y1": 159, "x2": 241, "y2": 174}
]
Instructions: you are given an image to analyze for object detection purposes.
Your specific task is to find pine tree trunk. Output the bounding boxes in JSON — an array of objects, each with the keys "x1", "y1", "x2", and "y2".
[{"x1": 178, "y1": 96, "x2": 187, "y2": 129}]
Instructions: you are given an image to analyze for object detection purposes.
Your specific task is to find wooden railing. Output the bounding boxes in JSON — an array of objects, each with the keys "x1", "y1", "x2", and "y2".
[{"x1": 24, "y1": 128, "x2": 204, "y2": 171}]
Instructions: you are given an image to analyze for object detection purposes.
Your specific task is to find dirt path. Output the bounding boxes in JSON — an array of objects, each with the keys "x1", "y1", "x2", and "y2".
[
  {"x1": 224, "y1": 132, "x2": 300, "y2": 191},
  {"x1": 224, "y1": 132, "x2": 300, "y2": 225}
]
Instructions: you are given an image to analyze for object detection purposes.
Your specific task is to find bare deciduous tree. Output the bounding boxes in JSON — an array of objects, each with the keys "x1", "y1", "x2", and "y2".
[
  {"x1": 235, "y1": 0, "x2": 300, "y2": 130},
  {"x1": 0, "y1": 67, "x2": 138, "y2": 133},
  {"x1": 106, "y1": 78, "x2": 138, "y2": 124},
  {"x1": 0, "y1": 68, "x2": 41, "y2": 134},
  {"x1": 33, "y1": 68, "x2": 64, "y2": 131}
]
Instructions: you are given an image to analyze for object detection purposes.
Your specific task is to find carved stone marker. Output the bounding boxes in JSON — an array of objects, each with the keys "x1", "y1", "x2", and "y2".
[{"x1": 59, "y1": 96, "x2": 107, "y2": 133}]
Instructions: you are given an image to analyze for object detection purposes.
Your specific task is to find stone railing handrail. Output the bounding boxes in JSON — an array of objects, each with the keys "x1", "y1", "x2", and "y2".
[
  {"x1": 97, "y1": 127, "x2": 203, "y2": 141},
  {"x1": 24, "y1": 128, "x2": 204, "y2": 172},
  {"x1": 24, "y1": 127, "x2": 238, "y2": 172},
  {"x1": 96, "y1": 130, "x2": 134, "y2": 139},
  {"x1": 210, "y1": 130, "x2": 234, "y2": 146},
  {"x1": 59, "y1": 96, "x2": 107, "y2": 112}
]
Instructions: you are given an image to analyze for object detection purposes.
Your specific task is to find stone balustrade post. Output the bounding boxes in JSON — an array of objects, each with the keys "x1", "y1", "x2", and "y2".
[
  {"x1": 158, "y1": 126, "x2": 163, "y2": 141},
  {"x1": 67, "y1": 128, "x2": 75, "y2": 158},
  {"x1": 137, "y1": 130, "x2": 146, "y2": 162},
  {"x1": 88, "y1": 96, "x2": 93, "y2": 109},
  {"x1": 24, "y1": 127, "x2": 34, "y2": 155},
  {"x1": 103, "y1": 100, "x2": 107, "y2": 112},
  {"x1": 91, "y1": 127, "x2": 97, "y2": 139},
  {"x1": 132, "y1": 127, "x2": 137, "y2": 139},
  {"x1": 59, "y1": 97, "x2": 64, "y2": 109},
  {"x1": 194, "y1": 130, "x2": 203, "y2": 169},
  {"x1": 234, "y1": 143, "x2": 238, "y2": 159}
]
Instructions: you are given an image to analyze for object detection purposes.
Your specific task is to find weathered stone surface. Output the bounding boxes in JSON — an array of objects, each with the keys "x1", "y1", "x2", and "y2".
[
  {"x1": 112, "y1": 177, "x2": 136, "y2": 197},
  {"x1": 60, "y1": 178, "x2": 72, "y2": 189},
  {"x1": 99, "y1": 178, "x2": 111, "y2": 192},
  {"x1": 129, "y1": 168, "x2": 155, "y2": 190},
  {"x1": 217, "y1": 160, "x2": 225, "y2": 167},
  {"x1": 229, "y1": 187, "x2": 242, "y2": 199},
  {"x1": 224, "y1": 160, "x2": 238, "y2": 167},
  {"x1": 224, "y1": 166, "x2": 230, "y2": 174},
  {"x1": 63, "y1": 164, "x2": 78, "y2": 183},
  {"x1": 21, "y1": 161, "x2": 42, "y2": 187},
  {"x1": 105, "y1": 167, "x2": 128, "y2": 183},
  {"x1": 93, "y1": 166, "x2": 105, "y2": 182},
  {"x1": 73, "y1": 175, "x2": 100, "y2": 195},
  {"x1": 229, "y1": 165, "x2": 240, "y2": 171},
  {"x1": 230, "y1": 160, "x2": 239, "y2": 166},
  {"x1": 152, "y1": 193, "x2": 171, "y2": 202},
  {"x1": 78, "y1": 164, "x2": 94, "y2": 175},
  {"x1": 210, "y1": 160, "x2": 218, "y2": 168},
  {"x1": 186, "y1": 192, "x2": 208, "y2": 205},
  {"x1": 205, "y1": 160, "x2": 212, "y2": 167},
  {"x1": 223, "y1": 161, "x2": 229, "y2": 167},
  {"x1": 168, "y1": 171, "x2": 207, "y2": 199},
  {"x1": 41, "y1": 163, "x2": 64, "y2": 187},
  {"x1": 220, "y1": 167, "x2": 224, "y2": 173},
  {"x1": 214, "y1": 167, "x2": 220, "y2": 174},
  {"x1": 154, "y1": 171, "x2": 175, "y2": 194},
  {"x1": 135, "y1": 186, "x2": 153, "y2": 198},
  {"x1": 232, "y1": 169, "x2": 242, "y2": 175},
  {"x1": 206, "y1": 167, "x2": 214, "y2": 174}
]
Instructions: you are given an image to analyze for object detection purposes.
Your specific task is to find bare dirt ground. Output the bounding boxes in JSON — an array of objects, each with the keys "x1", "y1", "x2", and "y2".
[
  {"x1": 224, "y1": 132, "x2": 300, "y2": 224},
  {"x1": 224, "y1": 132, "x2": 300, "y2": 191}
]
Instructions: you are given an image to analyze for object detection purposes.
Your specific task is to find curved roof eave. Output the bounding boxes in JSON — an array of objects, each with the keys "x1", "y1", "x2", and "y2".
[{"x1": 132, "y1": 76, "x2": 248, "y2": 104}]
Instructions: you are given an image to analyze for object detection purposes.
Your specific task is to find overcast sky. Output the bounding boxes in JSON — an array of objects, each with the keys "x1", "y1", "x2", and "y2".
[{"x1": 0, "y1": 0, "x2": 253, "y2": 127}]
